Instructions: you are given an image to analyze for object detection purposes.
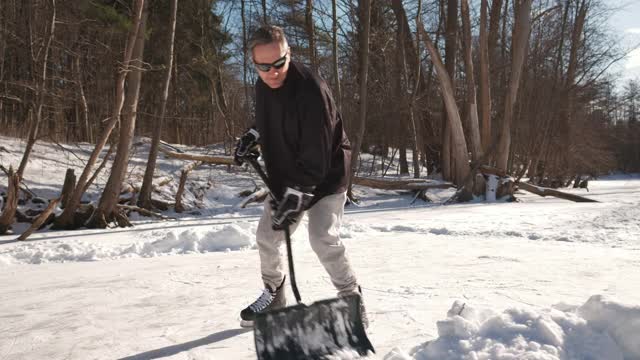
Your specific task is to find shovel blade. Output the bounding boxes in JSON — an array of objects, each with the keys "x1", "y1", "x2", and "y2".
[{"x1": 253, "y1": 294, "x2": 374, "y2": 360}]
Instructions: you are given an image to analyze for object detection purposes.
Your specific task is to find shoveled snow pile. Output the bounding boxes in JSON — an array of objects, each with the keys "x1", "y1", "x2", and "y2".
[
  {"x1": 385, "y1": 295, "x2": 640, "y2": 360},
  {"x1": 0, "y1": 223, "x2": 257, "y2": 265}
]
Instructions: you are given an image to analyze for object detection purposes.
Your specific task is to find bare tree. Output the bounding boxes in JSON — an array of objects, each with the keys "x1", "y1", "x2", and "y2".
[
  {"x1": 420, "y1": 25, "x2": 470, "y2": 190},
  {"x1": 139, "y1": 0, "x2": 178, "y2": 210},
  {"x1": 0, "y1": 167, "x2": 20, "y2": 235},
  {"x1": 332, "y1": 0, "x2": 341, "y2": 109},
  {"x1": 560, "y1": 0, "x2": 589, "y2": 165},
  {"x1": 87, "y1": 1, "x2": 149, "y2": 228},
  {"x1": 496, "y1": 0, "x2": 532, "y2": 171},
  {"x1": 17, "y1": 0, "x2": 56, "y2": 179},
  {"x1": 442, "y1": 0, "x2": 458, "y2": 181},
  {"x1": 460, "y1": 0, "x2": 482, "y2": 162},
  {"x1": 305, "y1": 0, "x2": 317, "y2": 72},
  {"x1": 348, "y1": 0, "x2": 372, "y2": 199},
  {"x1": 262, "y1": 0, "x2": 268, "y2": 24},
  {"x1": 391, "y1": 0, "x2": 423, "y2": 178},
  {"x1": 53, "y1": 0, "x2": 147, "y2": 229},
  {"x1": 478, "y1": 0, "x2": 492, "y2": 153},
  {"x1": 74, "y1": 51, "x2": 92, "y2": 144},
  {"x1": 241, "y1": 0, "x2": 250, "y2": 112}
]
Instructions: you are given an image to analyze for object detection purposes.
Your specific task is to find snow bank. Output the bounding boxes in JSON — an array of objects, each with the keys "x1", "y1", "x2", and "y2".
[
  {"x1": 139, "y1": 225, "x2": 255, "y2": 255},
  {"x1": 0, "y1": 223, "x2": 256, "y2": 265},
  {"x1": 578, "y1": 295, "x2": 640, "y2": 358},
  {"x1": 397, "y1": 295, "x2": 640, "y2": 360}
]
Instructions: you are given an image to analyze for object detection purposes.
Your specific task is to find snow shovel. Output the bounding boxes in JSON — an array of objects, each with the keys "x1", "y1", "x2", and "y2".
[{"x1": 245, "y1": 156, "x2": 375, "y2": 360}]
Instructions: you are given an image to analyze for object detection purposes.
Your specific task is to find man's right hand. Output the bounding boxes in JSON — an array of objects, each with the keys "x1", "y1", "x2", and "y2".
[{"x1": 234, "y1": 127, "x2": 260, "y2": 165}]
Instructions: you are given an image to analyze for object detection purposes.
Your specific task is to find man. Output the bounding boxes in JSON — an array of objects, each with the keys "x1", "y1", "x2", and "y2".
[{"x1": 234, "y1": 25, "x2": 366, "y2": 328}]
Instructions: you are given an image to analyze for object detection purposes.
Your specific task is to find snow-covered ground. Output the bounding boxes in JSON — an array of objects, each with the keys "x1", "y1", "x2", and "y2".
[{"x1": 1, "y1": 136, "x2": 639, "y2": 359}]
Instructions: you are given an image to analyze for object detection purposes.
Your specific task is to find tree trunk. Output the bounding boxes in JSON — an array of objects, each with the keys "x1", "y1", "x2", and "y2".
[
  {"x1": 241, "y1": 0, "x2": 250, "y2": 114},
  {"x1": 17, "y1": 0, "x2": 56, "y2": 179},
  {"x1": 393, "y1": 1, "x2": 409, "y2": 177},
  {"x1": 488, "y1": 0, "x2": 504, "y2": 75},
  {"x1": 461, "y1": 0, "x2": 482, "y2": 162},
  {"x1": 443, "y1": 0, "x2": 458, "y2": 182},
  {"x1": 0, "y1": 167, "x2": 19, "y2": 235},
  {"x1": 496, "y1": 0, "x2": 532, "y2": 172},
  {"x1": 347, "y1": 0, "x2": 372, "y2": 199},
  {"x1": 391, "y1": 0, "x2": 423, "y2": 179},
  {"x1": 412, "y1": 0, "x2": 424, "y2": 179},
  {"x1": 305, "y1": 0, "x2": 317, "y2": 72},
  {"x1": 478, "y1": 0, "x2": 492, "y2": 153},
  {"x1": 390, "y1": 0, "x2": 428, "y2": 94},
  {"x1": 175, "y1": 161, "x2": 202, "y2": 213},
  {"x1": 87, "y1": 2, "x2": 148, "y2": 228},
  {"x1": 419, "y1": 26, "x2": 471, "y2": 190},
  {"x1": 60, "y1": 169, "x2": 76, "y2": 209},
  {"x1": 559, "y1": 0, "x2": 588, "y2": 167},
  {"x1": 53, "y1": 0, "x2": 146, "y2": 229},
  {"x1": 262, "y1": 0, "x2": 267, "y2": 24},
  {"x1": 139, "y1": 0, "x2": 178, "y2": 210},
  {"x1": 332, "y1": 0, "x2": 341, "y2": 110},
  {"x1": 422, "y1": 5, "x2": 444, "y2": 175},
  {"x1": 74, "y1": 54, "x2": 92, "y2": 144}
]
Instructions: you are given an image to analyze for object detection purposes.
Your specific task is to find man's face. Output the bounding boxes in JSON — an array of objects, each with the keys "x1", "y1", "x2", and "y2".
[{"x1": 252, "y1": 41, "x2": 290, "y2": 89}]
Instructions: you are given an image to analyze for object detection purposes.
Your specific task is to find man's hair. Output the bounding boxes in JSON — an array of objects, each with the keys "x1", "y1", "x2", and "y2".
[{"x1": 248, "y1": 25, "x2": 288, "y2": 54}]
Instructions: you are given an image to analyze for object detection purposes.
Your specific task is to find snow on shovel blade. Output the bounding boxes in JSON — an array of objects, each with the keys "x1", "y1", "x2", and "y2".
[{"x1": 253, "y1": 294, "x2": 374, "y2": 360}]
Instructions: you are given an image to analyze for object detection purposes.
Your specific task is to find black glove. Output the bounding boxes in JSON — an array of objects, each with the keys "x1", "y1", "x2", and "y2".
[
  {"x1": 271, "y1": 187, "x2": 314, "y2": 230},
  {"x1": 234, "y1": 127, "x2": 260, "y2": 165}
]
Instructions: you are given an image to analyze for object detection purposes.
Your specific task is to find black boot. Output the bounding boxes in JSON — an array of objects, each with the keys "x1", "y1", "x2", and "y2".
[{"x1": 240, "y1": 277, "x2": 286, "y2": 327}]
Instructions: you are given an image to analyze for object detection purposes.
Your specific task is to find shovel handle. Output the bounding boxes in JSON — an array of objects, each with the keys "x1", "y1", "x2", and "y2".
[
  {"x1": 284, "y1": 226, "x2": 302, "y2": 304},
  {"x1": 246, "y1": 157, "x2": 303, "y2": 304}
]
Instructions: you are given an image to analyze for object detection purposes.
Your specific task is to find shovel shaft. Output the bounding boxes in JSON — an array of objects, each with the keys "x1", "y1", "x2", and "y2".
[
  {"x1": 246, "y1": 157, "x2": 303, "y2": 304},
  {"x1": 284, "y1": 226, "x2": 302, "y2": 304}
]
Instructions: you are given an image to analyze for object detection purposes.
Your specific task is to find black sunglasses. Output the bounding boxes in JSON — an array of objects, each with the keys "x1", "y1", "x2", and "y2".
[{"x1": 254, "y1": 54, "x2": 287, "y2": 72}]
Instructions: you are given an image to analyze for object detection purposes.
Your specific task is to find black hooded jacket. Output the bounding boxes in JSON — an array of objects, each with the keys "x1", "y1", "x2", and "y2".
[{"x1": 254, "y1": 61, "x2": 351, "y2": 203}]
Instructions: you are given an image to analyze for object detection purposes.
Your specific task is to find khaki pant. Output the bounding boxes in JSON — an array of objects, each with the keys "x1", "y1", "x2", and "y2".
[{"x1": 256, "y1": 191, "x2": 358, "y2": 294}]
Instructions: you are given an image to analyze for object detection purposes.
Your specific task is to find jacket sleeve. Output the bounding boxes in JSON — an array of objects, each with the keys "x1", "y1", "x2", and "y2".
[{"x1": 290, "y1": 84, "x2": 334, "y2": 190}]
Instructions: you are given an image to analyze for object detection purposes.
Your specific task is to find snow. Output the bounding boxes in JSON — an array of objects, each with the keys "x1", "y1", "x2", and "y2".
[
  {"x1": 407, "y1": 296, "x2": 638, "y2": 360},
  {"x1": 1, "y1": 136, "x2": 640, "y2": 359},
  {"x1": 0, "y1": 223, "x2": 257, "y2": 265}
]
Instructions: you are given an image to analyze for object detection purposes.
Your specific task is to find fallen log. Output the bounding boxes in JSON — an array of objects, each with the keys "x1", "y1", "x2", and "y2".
[
  {"x1": 479, "y1": 165, "x2": 597, "y2": 203},
  {"x1": 516, "y1": 181, "x2": 598, "y2": 203},
  {"x1": 130, "y1": 176, "x2": 173, "y2": 193},
  {"x1": 17, "y1": 197, "x2": 60, "y2": 241},
  {"x1": 479, "y1": 165, "x2": 507, "y2": 177},
  {"x1": 352, "y1": 177, "x2": 454, "y2": 191},
  {"x1": 117, "y1": 204, "x2": 173, "y2": 220},
  {"x1": 237, "y1": 187, "x2": 269, "y2": 208},
  {"x1": 160, "y1": 149, "x2": 455, "y2": 192},
  {"x1": 159, "y1": 147, "x2": 234, "y2": 165}
]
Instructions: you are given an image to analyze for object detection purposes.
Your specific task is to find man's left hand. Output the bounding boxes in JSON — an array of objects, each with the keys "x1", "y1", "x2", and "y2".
[{"x1": 271, "y1": 187, "x2": 314, "y2": 230}]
